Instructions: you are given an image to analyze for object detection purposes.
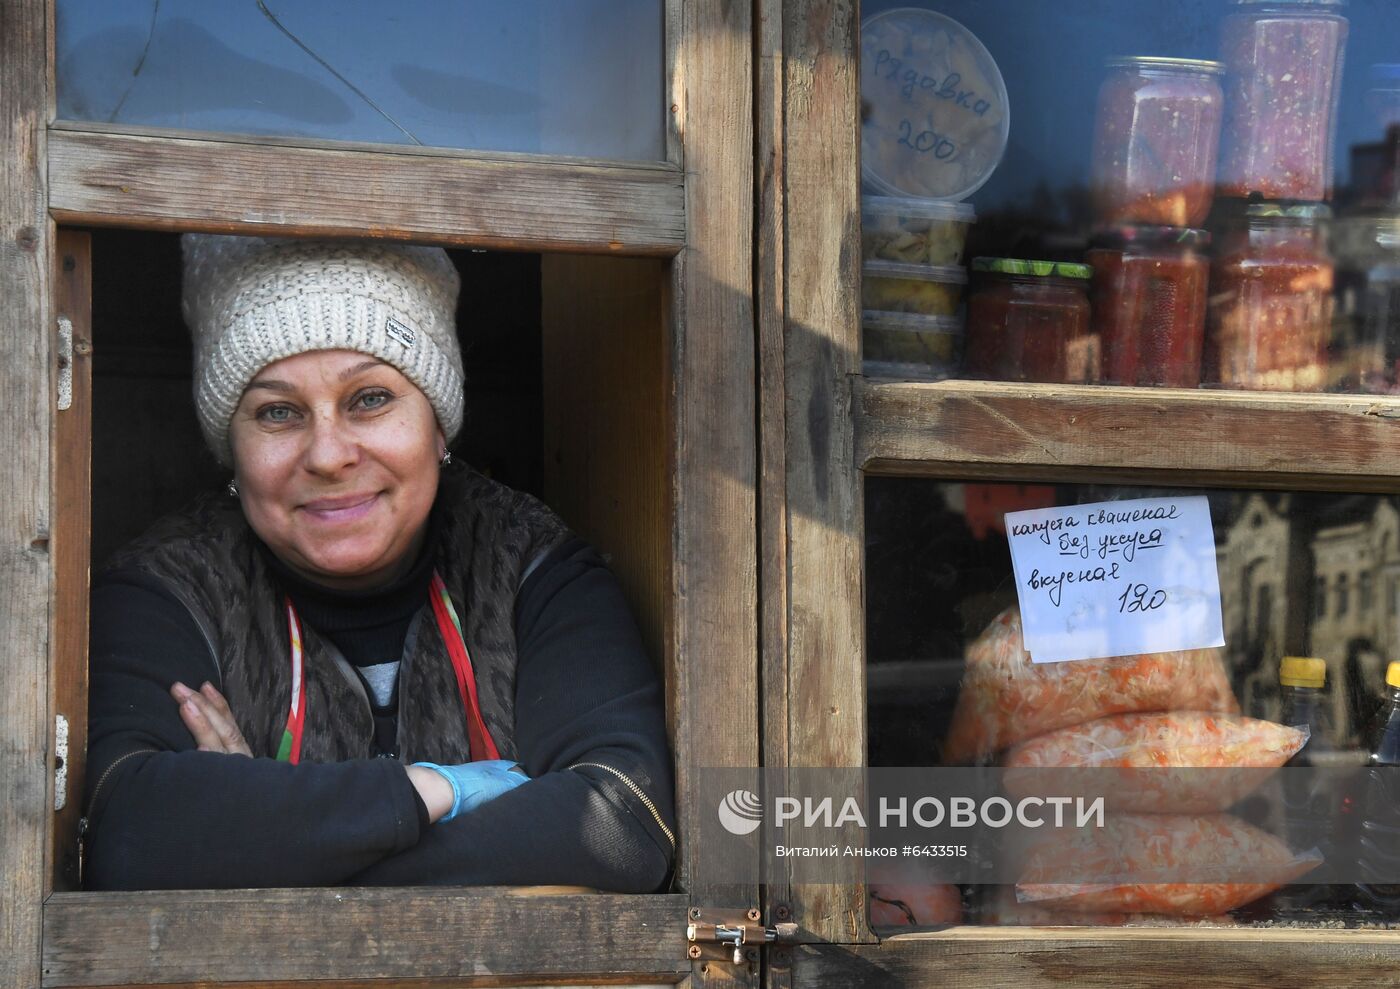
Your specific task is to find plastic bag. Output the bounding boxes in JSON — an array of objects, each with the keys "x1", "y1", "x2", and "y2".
[
  {"x1": 1015, "y1": 813, "x2": 1320, "y2": 916},
  {"x1": 1002, "y1": 712, "x2": 1306, "y2": 812},
  {"x1": 868, "y1": 882, "x2": 963, "y2": 929},
  {"x1": 979, "y1": 886, "x2": 1237, "y2": 927},
  {"x1": 942, "y1": 607, "x2": 1238, "y2": 764}
]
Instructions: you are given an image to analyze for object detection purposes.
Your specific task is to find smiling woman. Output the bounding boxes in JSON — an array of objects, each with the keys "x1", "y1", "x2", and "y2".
[{"x1": 82, "y1": 236, "x2": 676, "y2": 890}]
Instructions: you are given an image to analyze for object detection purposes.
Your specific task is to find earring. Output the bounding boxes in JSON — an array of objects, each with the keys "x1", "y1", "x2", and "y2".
[
  {"x1": 440, "y1": 451, "x2": 453, "y2": 467},
  {"x1": 226, "y1": 480, "x2": 239, "y2": 498}
]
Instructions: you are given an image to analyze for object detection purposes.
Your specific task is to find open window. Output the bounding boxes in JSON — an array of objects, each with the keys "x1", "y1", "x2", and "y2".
[{"x1": 7, "y1": 2, "x2": 763, "y2": 986}]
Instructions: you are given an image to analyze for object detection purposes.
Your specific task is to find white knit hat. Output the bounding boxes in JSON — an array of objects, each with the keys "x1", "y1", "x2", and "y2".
[{"x1": 182, "y1": 235, "x2": 464, "y2": 465}]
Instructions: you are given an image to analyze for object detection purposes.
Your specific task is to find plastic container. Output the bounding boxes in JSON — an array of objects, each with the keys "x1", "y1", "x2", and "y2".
[
  {"x1": 862, "y1": 261, "x2": 968, "y2": 316},
  {"x1": 862, "y1": 310, "x2": 962, "y2": 380},
  {"x1": 1205, "y1": 203, "x2": 1335, "y2": 392},
  {"x1": 1218, "y1": 0, "x2": 1350, "y2": 202},
  {"x1": 1090, "y1": 57, "x2": 1224, "y2": 228},
  {"x1": 862, "y1": 196, "x2": 976, "y2": 266},
  {"x1": 860, "y1": 7, "x2": 1010, "y2": 201},
  {"x1": 964, "y1": 258, "x2": 1096, "y2": 383},
  {"x1": 1087, "y1": 227, "x2": 1211, "y2": 387}
]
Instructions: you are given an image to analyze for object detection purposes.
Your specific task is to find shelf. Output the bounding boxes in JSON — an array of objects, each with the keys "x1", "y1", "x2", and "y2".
[{"x1": 855, "y1": 378, "x2": 1400, "y2": 491}]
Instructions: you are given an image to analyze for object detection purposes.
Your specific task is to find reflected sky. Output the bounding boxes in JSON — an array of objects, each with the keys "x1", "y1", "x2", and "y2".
[
  {"x1": 57, "y1": 0, "x2": 664, "y2": 159},
  {"x1": 864, "y1": 0, "x2": 1400, "y2": 216}
]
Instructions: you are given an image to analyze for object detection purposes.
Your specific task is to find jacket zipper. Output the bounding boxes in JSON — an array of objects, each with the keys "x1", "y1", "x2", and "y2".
[
  {"x1": 77, "y1": 748, "x2": 155, "y2": 886},
  {"x1": 568, "y1": 761, "x2": 676, "y2": 849}
]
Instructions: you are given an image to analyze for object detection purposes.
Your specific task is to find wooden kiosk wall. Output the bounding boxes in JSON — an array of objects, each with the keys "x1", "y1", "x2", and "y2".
[{"x1": 13, "y1": 0, "x2": 1400, "y2": 986}]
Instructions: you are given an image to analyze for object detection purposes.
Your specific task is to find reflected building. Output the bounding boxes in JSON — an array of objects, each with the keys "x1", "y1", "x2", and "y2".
[{"x1": 1221, "y1": 495, "x2": 1400, "y2": 747}]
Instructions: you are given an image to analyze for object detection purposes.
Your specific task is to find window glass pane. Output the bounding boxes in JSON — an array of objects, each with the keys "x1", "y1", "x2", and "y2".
[
  {"x1": 858, "y1": 0, "x2": 1400, "y2": 395},
  {"x1": 866, "y1": 478, "x2": 1400, "y2": 929},
  {"x1": 57, "y1": 0, "x2": 664, "y2": 160}
]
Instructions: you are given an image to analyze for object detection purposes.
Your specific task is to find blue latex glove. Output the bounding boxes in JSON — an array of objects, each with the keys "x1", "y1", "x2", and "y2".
[{"x1": 412, "y1": 759, "x2": 529, "y2": 822}]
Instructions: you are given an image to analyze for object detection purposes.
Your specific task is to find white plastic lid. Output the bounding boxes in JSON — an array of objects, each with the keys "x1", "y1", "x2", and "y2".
[
  {"x1": 862, "y1": 195, "x2": 977, "y2": 222},
  {"x1": 862, "y1": 310, "x2": 965, "y2": 335},
  {"x1": 860, "y1": 8, "x2": 1010, "y2": 201},
  {"x1": 863, "y1": 260, "x2": 969, "y2": 285}
]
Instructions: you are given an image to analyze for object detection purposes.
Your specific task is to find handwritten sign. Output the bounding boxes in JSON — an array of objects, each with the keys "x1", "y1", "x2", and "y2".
[{"x1": 1005, "y1": 496, "x2": 1225, "y2": 664}]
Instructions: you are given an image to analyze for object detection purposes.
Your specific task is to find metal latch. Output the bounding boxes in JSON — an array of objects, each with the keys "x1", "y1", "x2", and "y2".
[{"x1": 687, "y1": 908, "x2": 798, "y2": 964}]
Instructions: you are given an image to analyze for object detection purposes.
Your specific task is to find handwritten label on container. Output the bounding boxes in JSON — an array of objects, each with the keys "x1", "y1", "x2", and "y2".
[{"x1": 1005, "y1": 496, "x2": 1225, "y2": 664}]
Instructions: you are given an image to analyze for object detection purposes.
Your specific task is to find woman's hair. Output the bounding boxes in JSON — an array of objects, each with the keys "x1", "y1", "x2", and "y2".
[{"x1": 182, "y1": 235, "x2": 465, "y2": 465}]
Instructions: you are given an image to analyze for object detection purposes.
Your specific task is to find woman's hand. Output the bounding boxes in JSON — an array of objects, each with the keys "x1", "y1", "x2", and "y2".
[
  {"x1": 409, "y1": 761, "x2": 529, "y2": 823},
  {"x1": 170, "y1": 681, "x2": 253, "y2": 756}
]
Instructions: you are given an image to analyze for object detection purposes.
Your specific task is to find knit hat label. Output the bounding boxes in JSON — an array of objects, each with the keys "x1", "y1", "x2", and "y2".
[{"x1": 386, "y1": 316, "x2": 417, "y2": 348}]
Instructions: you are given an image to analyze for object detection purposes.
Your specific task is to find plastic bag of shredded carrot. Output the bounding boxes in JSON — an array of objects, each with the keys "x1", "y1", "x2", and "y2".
[
  {"x1": 978, "y1": 886, "x2": 1236, "y2": 927},
  {"x1": 942, "y1": 607, "x2": 1238, "y2": 764},
  {"x1": 1002, "y1": 712, "x2": 1306, "y2": 812},
  {"x1": 868, "y1": 882, "x2": 963, "y2": 929},
  {"x1": 1015, "y1": 813, "x2": 1320, "y2": 916}
]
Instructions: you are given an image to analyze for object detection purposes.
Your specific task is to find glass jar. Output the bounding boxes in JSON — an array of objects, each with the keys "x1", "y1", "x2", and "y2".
[
  {"x1": 1332, "y1": 213, "x2": 1400, "y2": 392},
  {"x1": 964, "y1": 258, "x2": 1096, "y2": 383},
  {"x1": 1088, "y1": 227, "x2": 1211, "y2": 387},
  {"x1": 1090, "y1": 57, "x2": 1225, "y2": 228},
  {"x1": 1205, "y1": 204, "x2": 1335, "y2": 392},
  {"x1": 1217, "y1": 0, "x2": 1350, "y2": 202}
]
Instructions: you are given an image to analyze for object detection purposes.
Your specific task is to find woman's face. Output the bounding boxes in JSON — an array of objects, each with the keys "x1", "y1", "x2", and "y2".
[{"x1": 228, "y1": 349, "x2": 444, "y2": 590}]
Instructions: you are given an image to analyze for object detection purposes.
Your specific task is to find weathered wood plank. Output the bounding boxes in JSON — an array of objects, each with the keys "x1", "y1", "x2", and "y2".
[
  {"x1": 49, "y1": 230, "x2": 92, "y2": 893},
  {"x1": 793, "y1": 929, "x2": 1400, "y2": 989},
  {"x1": 541, "y1": 256, "x2": 670, "y2": 677},
  {"x1": 857, "y1": 380, "x2": 1400, "y2": 488},
  {"x1": 47, "y1": 127, "x2": 685, "y2": 256},
  {"x1": 2, "y1": 0, "x2": 52, "y2": 986},
  {"x1": 42, "y1": 890, "x2": 690, "y2": 987},
  {"x1": 780, "y1": 0, "x2": 872, "y2": 946},
  {"x1": 668, "y1": 0, "x2": 760, "y2": 940}
]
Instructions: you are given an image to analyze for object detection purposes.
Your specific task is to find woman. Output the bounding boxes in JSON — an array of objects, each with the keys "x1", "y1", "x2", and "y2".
[{"x1": 83, "y1": 235, "x2": 676, "y2": 890}]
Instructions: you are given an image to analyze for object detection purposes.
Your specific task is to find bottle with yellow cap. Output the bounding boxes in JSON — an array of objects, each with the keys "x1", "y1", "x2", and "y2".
[
  {"x1": 1355, "y1": 661, "x2": 1400, "y2": 914},
  {"x1": 1275, "y1": 657, "x2": 1333, "y2": 911},
  {"x1": 1280, "y1": 656, "x2": 1329, "y2": 762}
]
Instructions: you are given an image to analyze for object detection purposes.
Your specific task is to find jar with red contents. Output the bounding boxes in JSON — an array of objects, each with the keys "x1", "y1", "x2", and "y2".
[
  {"x1": 964, "y1": 258, "x2": 1096, "y2": 383},
  {"x1": 1088, "y1": 227, "x2": 1211, "y2": 387},
  {"x1": 1090, "y1": 57, "x2": 1225, "y2": 228},
  {"x1": 1205, "y1": 203, "x2": 1335, "y2": 391},
  {"x1": 1218, "y1": 0, "x2": 1350, "y2": 202}
]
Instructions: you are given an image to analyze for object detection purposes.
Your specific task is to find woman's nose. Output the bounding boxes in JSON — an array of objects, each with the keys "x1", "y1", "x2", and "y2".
[{"x1": 302, "y1": 413, "x2": 359, "y2": 475}]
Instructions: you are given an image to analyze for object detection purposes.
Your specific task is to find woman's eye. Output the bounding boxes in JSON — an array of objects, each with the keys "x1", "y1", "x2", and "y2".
[
  {"x1": 258, "y1": 405, "x2": 298, "y2": 424},
  {"x1": 355, "y1": 390, "x2": 392, "y2": 411}
]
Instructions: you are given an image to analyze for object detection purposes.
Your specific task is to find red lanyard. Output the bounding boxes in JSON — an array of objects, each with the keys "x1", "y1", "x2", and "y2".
[{"x1": 276, "y1": 570, "x2": 500, "y2": 764}]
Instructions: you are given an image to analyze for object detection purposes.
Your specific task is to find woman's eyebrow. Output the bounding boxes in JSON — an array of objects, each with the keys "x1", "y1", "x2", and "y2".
[
  {"x1": 340, "y1": 359, "x2": 387, "y2": 381},
  {"x1": 245, "y1": 379, "x2": 293, "y2": 393}
]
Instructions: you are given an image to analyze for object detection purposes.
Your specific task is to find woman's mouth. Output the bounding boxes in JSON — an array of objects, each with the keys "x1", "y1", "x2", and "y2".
[{"x1": 299, "y1": 493, "x2": 380, "y2": 524}]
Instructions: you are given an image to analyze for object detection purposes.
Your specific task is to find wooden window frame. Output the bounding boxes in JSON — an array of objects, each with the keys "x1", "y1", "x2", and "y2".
[
  {"x1": 764, "y1": 0, "x2": 1400, "y2": 986},
  {"x1": 3, "y1": 0, "x2": 762, "y2": 987}
]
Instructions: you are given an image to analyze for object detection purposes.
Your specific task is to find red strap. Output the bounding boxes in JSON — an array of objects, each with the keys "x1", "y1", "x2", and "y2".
[{"x1": 429, "y1": 575, "x2": 501, "y2": 761}]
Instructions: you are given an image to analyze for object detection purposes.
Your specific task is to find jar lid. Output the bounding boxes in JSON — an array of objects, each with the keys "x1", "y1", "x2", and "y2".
[
  {"x1": 862, "y1": 195, "x2": 977, "y2": 222},
  {"x1": 862, "y1": 310, "x2": 965, "y2": 334},
  {"x1": 1103, "y1": 56, "x2": 1225, "y2": 75},
  {"x1": 1280, "y1": 656, "x2": 1327, "y2": 688},
  {"x1": 864, "y1": 260, "x2": 970, "y2": 284},
  {"x1": 1244, "y1": 202, "x2": 1334, "y2": 220},
  {"x1": 1090, "y1": 226, "x2": 1212, "y2": 249},
  {"x1": 860, "y1": 7, "x2": 1010, "y2": 202},
  {"x1": 971, "y1": 257, "x2": 1092, "y2": 279}
]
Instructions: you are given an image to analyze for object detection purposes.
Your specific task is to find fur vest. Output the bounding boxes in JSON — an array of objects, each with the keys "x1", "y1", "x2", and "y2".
[{"x1": 103, "y1": 467, "x2": 570, "y2": 764}]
